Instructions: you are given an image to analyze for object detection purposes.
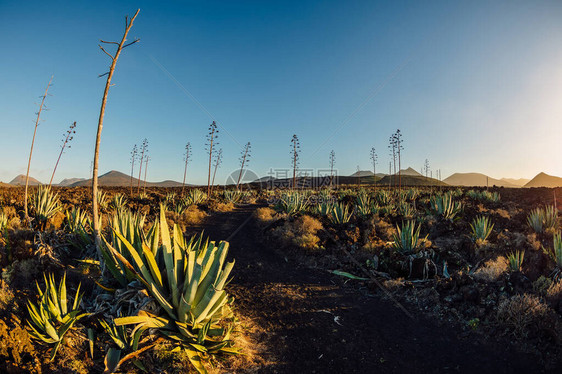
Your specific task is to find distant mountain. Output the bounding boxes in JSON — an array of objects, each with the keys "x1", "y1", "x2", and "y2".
[
  {"x1": 378, "y1": 175, "x2": 446, "y2": 187},
  {"x1": 9, "y1": 174, "x2": 42, "y2": 186},
  {"x1": 501, "y1": 178, "x2": 530, "y2": 187},
  {"x1": 253, "y1": 176, "x2": 277, "y2": 183},
  {"x1": 524, "y1": 172, "x2": 562, "y2": 188},
  {"x1": 58, "y1": 178, "x2": 86, "y2": 187},
  {"x1": 350, "y1": 170, "x2": 375, "y2": 177},
  {"x1": 443, "y1": 173, "x2": 518, "y2": 188},
  {"x1": 399, "y1": 167, "x2": 423, "y2": 177},
  {"x1": 69, "y1": 170, "x2": 184, "y2": 187}
]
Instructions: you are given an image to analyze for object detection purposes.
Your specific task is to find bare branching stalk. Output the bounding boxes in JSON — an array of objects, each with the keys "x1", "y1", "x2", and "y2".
[
  {"x1": 49, "y1": 121, "x2": 77, "y2": 188},
  {"x1": 143, "y1": 155, "x2": 149, "y2": 193},
  {"x1": 92, "y1": 9, "x2": 140, "y2": 257},
  {"x1": 424, "y1": 159, "x2": 430, "y2": 179},
  {"x1": 291, "y1": 134, "x2": 300, "y2": 189},
  {"x1": 210, "y1": 148, "x2": 223, "y2": 195},
  {"x1": 206, "y1": 122, "x2": 218, "y2": 196},
  {"x1": 370, "y1": 147, "x2": 377, "y2": 192},
  {"x1": 329, "y1": 150, "x2": 335, "y2": 188},
  {"x1": 129, "y1": 144, "x2": 138, "y2": 195},
  {"x1": 24, "y1": 75, "x2": 53, "y2": 224},
  {"x1": 236, "y1": 142, "x2": 251, "y2": 190},
  {"x1": 137, "y1": 138, "x2": 148, "y2": 194},
  {"x1": 395, "y1": 129, "x2": 403, "y2": 192},
  {"x1": 182, "y1": 142, "x2": 191, "y2": 195},
  {"x1": 388, "y1": 134, "x2": 396, "y2": 188}
]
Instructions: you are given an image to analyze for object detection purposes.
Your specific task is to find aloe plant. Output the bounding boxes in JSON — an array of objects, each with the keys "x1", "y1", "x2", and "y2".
[
  {"x1": 392, "y1": 220, "x2": 424, "y2": 253},
  {"x1": 26, "y1": 273, "x2": 88, "y2": 360},
  {"x1": 102, "y1": 207, "x2": 238, "y2": 372},
  {"x1": 470, "y1": 216, "x2": 494, "y2": 243},
  {"x1": 507, "y1": 250, "x2": 524, "y2": 272},
  {"x1": 30, "y1": 185, "x2": 61, "y2": 229},
  {"x1": 329, "y1": 202, "x2": 353, "y2": 224}
]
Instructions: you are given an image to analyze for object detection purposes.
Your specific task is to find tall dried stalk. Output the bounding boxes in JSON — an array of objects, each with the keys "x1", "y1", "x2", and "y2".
[
  {"x1": 92, "y1": 9, "x2": 140, "y2": 256},
  {"x1": 206, "y1": 122, "x2": 218, "y2": 196},
  {"x1": 329, "y1": 150, "x2": 335, "y2": 188},
  {"x1": 182, "y1": 142, "x2": 191, "y2": 195},
  {"x1": 291, "y1": 135, "x2": 300, "y2": 189},
  {"x1": 370, "y1": 147, "x2": 377, "y2": 192},
  {"x1": 236, "y1": 142, "x2": 251, "y2": 190},
  {"x1": 129, "y1": 144, "x2": 138, "y2": 195},
  {"x1": 137, "y1": 138, "x2": 148, "y2": 194},
  {"x1": 24, "y1": 75, "x2": 53, "y2": 224},
  {"x1": 210, "y1": 148, "x2": 223, "y2": 195},
  {"x1": 49, "y1": 121, "x2": 77, "y2": 188},
  {"x1": 143, "y1": 155, "x2": 149, "y2": 193}
]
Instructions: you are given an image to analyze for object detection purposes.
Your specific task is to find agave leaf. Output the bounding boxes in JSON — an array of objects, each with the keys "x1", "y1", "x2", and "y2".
[
  {"x1": 185, "y1": 348, "x2": 208, "y2": 374},
  {"x1": 59, "y1": 272, "x2": 67, "y2": 315},
  {"x1": 104, "y1": 348, "x2": 122, "y2": 374}
]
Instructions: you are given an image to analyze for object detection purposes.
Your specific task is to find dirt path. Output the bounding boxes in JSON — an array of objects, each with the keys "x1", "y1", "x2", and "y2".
[{"x1": 197, "y1": 205, "x2": 545, "y2": 373}]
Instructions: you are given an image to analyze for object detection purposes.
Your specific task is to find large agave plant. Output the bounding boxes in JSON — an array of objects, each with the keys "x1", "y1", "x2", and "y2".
[
  {"x1": 101, "y1": 208, "x2": 153, "y2": 287},
  {"x1": 110, "y1": 194, "x2": 128, "y2": 212},
  {"x1": 392, "y1": 220, "x2": 424, "y2": 253},
  {"x1": 27, "y1": 273, "x2": 88, "y2": 360},
  {"x1": 429, "y1": 192, "x2": 462, "y2": 220},
  {"x1": 103, "y1": 207, "x2": 238, "y2": 372},
  {"x1": 355, "y1": 192, "x2": 373, "y2": 218},
  {"x1": 31, "y1": 185, "x2": 61, "y2": 229}
]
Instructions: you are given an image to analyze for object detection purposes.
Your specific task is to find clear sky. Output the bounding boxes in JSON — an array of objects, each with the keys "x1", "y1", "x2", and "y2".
[{"x1": 0, "y1": 0, "x2": 561, "y2": 185}]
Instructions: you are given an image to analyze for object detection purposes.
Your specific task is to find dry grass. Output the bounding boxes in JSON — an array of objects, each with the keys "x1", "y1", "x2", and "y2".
[
  {"x1": 254, "y1": 207, "x2": 277, "y2": 225},
  {"x1": 0, "y1": 315, "x2": 39, "y2": 372},
  {"x1": 474, "y1": 256, "x2": 508, "y2": 282},
  {"x1": 179, "y1": 205, "x2": 207, "y2": 226},
  {"x1": 211, "y1": 201, "x2": 235, "y2": 213}
]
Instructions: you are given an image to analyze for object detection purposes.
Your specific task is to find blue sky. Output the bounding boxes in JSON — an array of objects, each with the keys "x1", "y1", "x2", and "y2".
[{"x1": 1, "y1": 0, "x2": 561, "y2": 185}]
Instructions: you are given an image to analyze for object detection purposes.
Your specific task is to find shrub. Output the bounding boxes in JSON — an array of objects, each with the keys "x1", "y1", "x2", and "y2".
[
  {"x1": 496, "y1": 294, "x2": 558, "y2": 340},
  {"x1": 474, "y1": 256, "x2": 508, "y2": 282},
  {"x1": 254, "y1": 207, "x2": 276, "y2": 224},
  {"x1": 272, "y1": 215, "x2": 323, "y2": 249}
]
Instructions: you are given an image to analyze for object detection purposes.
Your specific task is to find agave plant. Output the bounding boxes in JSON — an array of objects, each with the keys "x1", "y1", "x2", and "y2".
[
  {"x1": 27, "y1": 273, "x2": 88, "y2": 360},
  {"x1": 467, "y1": 190, "x2": 500, "y2": 203},
  {"x1": 429, "y1": 192, "x2": 462, "y2": 220},
  {"x1": 223, "y1": 190, "x2": 243, "y2": 204},
  {"x1": 30, "y1": 185, "x2": 61, "y2": 229},
  {"x1": 329, "y1": 202, "x2": 353, "y2": 224},
  {"x1": 65, "y1": 207, "x2": 92, "y2": 245},
  {"x1": 376, "y1": 190, "x2": 392, "y2": 206},
  {"x1": 185, "y1": 189, "x2": 208, "y2": 205},
  {"x1": 544, "y1": 232, "x2": 562, "y2": 280},
  {"x1": 397, "y1": 201, "x2": 415, "y2": 218},
  {"x1": 392, "y1": 220, "x2": 424, "y2": 253},
  {"x1": 110, "y1": 194, "x2": 128, "y2": 212},
  {"x1": 276, "y1": 192, "x2": 309, "y2": 215},
  {"x1": 97, "y1": 190, "x2": 109, "y2": 212},
  {"x1": 405, "y1": 188, "x2": 420, "y2": 201},
  {"x1": 354, "y1": 193, "x2": 372, "y2": 218},
  {"x1": 544, "y1": 205, "x2": 559, "y2": 230},
  {"x1": 470, "y1": 216, "x2": 494, "y2": 244},
  {"x1": 100, "y1": 209, "x2": 153, "y2": 287},
  {"x1": 507, "y1": 250, "x2": 524, "y2": 272},
  {"x1": 104, "y1": 207, "x2": 238, "y2": 372},
  {"x1": 0, "y1": 211, "x2": 7, "y2": 232},
  {"x1": 314, "y1": 201, "x2": 334, "y2": 217},
  {"x1": 527, "y1": 208, "x2": 545, "y2": 233}
]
